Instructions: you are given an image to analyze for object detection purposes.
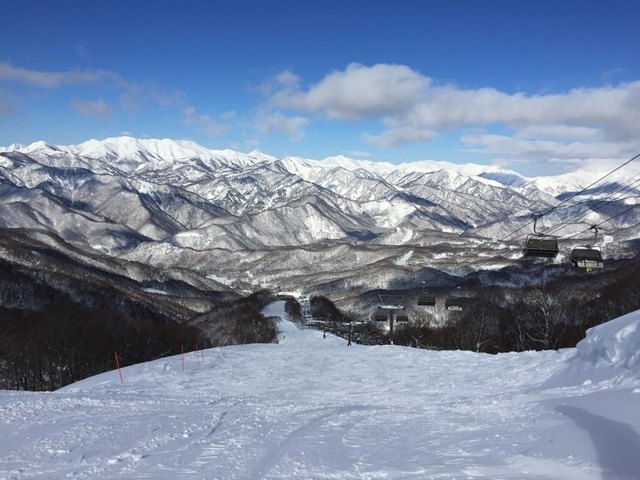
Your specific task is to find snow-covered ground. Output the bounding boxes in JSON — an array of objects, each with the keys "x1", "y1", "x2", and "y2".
[{"x1": 1, "y1": 303, "x2": 639, "y2": 479}]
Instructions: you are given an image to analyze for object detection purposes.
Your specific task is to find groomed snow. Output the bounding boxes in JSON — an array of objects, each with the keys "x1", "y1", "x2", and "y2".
[{"x1": 1, "y1": 303, "x2": 639, "y2": 479}]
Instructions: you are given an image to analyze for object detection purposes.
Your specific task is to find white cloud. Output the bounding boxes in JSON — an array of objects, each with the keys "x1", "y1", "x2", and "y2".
[
  {"x1": 220, "y1": 110, "x2": 238, "y2": 121},
  {"x1": 269, "y1": 63, "x2": 429, "y2": 121},
  {"x1": 244, "y1": 138, "x2": 261, "y2": 150},
  {"x1": 257, "y1": 63, "x2": 640, "y2": 174},
  {"x1": 119, "y1": 84, "x2": 145, "y2": 111},
  {"x1": 404, "y1": 83, "x2": 640, "y2": 140},
  {"x1": 364, "y1": 126, "x2": 436, "y2": 148},
  {"x1": 461, "y1": 133, "x2": 639, "y2": 167},
  {"x1": 516, "y1": 124, "x2": 602, "y2": 141},
  {"x1": 259, "y1": 69, "x2": 301, "y2": 97},
  {"x1": 264, "y1": 63, "x2": 640, "y2": 160},
  {"x1": 255, "y1": 110, "x2": 309, "y2": 141},
  {"x1": 70, "y1": 98, "x2": 112, "y2": 118},
  {"x1": 0, "y1": 62, "x2": 122, "y2": 89},
  {"x1": 0, "y1": 62, "x2": 233, "y2": 141},
  {"x1": 183, "y1": 106, "x2": 228, "y2": 136},
  {"x1": 341, "y1": 150, "x2": 372, "y2": 158}
]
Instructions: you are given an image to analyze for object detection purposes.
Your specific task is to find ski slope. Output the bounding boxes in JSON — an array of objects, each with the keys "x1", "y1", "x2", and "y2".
[{"x1": 1, "y1": 302, "x2": 640, "y2": 479}]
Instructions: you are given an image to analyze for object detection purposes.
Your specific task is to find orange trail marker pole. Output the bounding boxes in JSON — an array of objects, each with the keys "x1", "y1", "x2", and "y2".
[
  {"x1": 181, "y1": 345, "x2": 185, "y2": 372},
  {"x1": 114, "y1": 352, "x2": 124, "y2": 384}
]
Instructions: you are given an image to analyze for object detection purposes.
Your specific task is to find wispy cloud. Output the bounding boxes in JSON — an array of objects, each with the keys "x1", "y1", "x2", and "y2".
[
  {"x1": 183, "y1": 106, "x2": 228, "y2": 136},
  {"x1": 70, "y1": 98, "x2": 112, "y2": 118},
  {"x1": 342, "y1": 149, "x2": 372, "y2": 158},
  {"x1": 260, "y1": 69, "x2": 301, "y2": 96},
  {"x1": 0, "y1": 62, "x2": 123, "y2": 89},
  {"x1": 460, "y1": 133, "x2": 639, "y2": 174},
  {"x1": 74, "y1": 43, "x2": 90, "y2": 59},
  {"x1": 515, "y1": 124, "x2": 602, "y2": 141},
  {"x1": 461, "y1": 133, "x2": 635, "y2": 159},
  {"x1": 0, "y1": 61, "x2": 233, "y2": 139},
  {"x1": 255, "y1": 110, "x2": 309, "y2": 141},
  {"x1": 0, "y1": 93, "x2": 11, "y2": 116},
  {"x1": 364, "y1": 126, "x2": 436, "y2": 148}
]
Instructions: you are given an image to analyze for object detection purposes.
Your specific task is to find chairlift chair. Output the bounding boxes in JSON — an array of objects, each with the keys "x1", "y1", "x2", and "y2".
[
  {"x1": 570, "y1": 226, "x2": 604, "y2": 271},
  {"x1": 522, "y1": 214, "x2": 559, "y2": 258},
  {"x1": 417, "y1": 281, "x2": 436, "y2": 306},
  {"x1": 445, "y1": 298, "x2": 464, "y2": 311},
  {"x1": 373, "y1": 313, "x2": 387, "y2": 323},
  {"x1": 377, "y1": 294, "x2": 405, "y2": 310},
  {"x1": 417, "y1": 295, "x2": 436, "y2": 306},
  {"x1": 570, "y1": 246, "x2": 603, "y2": 270},
  {"x1": 522, "y1": 236, "x2": 559, "y2": 257}
]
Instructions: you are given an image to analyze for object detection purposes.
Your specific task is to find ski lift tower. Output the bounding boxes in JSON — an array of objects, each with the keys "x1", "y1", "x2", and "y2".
[{"x1": 377, "y1": 294, "x2": 405, "y2": 345}]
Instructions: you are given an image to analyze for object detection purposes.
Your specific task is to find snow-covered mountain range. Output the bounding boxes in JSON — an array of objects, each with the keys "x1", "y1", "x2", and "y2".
[{"x1": 1, "y1": 137, "x2": 638, "y2": 292}]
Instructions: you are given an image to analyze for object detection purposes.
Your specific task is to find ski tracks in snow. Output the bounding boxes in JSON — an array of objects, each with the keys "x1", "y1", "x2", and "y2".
[
  {"x1": 4, "y1": 305, "x2": 639, "y2": 479},
  {"x1": 247, "y1": 405, "x2": 373, "y2": 480}
]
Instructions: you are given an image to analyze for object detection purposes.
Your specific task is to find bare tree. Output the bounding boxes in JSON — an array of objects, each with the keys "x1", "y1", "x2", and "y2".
[{"x1": 517, "y1": 287, "x2": 569, "y2": 350}]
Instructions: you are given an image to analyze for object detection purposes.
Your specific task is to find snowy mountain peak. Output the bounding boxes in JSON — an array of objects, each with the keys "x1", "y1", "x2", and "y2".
[
  {"x1": 0, "y1": 137, "x2": 607, "y2": 194},
  {"x1": 75, "y1": 136, "x2": 219, "y2": 162},
  {"x1": 19, "y1": 140, "x2": 60, "y2": 153},
  {"x1": 1, "y1": 136, "x2": 272, "y2": 170}
]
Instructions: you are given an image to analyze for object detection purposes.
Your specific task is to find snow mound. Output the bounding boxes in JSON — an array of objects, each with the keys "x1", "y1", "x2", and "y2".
[
  {"x1": 577, "y1": 311, "x2": 640, "y2": 370},
  {"x1": 549, "y1": 310, "x2": 640, "y2": 386}
]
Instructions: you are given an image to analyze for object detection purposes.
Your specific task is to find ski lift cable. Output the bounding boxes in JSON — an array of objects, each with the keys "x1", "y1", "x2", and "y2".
[
  {"x1": 560, "y1": 199, "x2": 640, "y2": 242},
  {"x1": 538, "y1": 152, "x2": 640, "y2": 219},
  {"x1": 542, "y1": 185, "x2": 640, "y2": 239},
  {"x1": 501, "y1": 152, "x2": 640, "y2": 243},
  {"x1": 468, "y1": 196, "x2": 639, "y2": 271},
  {"x1": 543, "y1": 173, "x2": 640, "y2": 229},
  {"x1": 543, "y1": 176, "x2": 640, "y2": 237},
  {"x1": 450, "y1": 152, "x2": 640, "y2": 268},
  {"x1": 492, "y1": 153, "x2": 637, "y2": 240},
  {"x1": 420, "y1": 153, "x2": 640, "y2": 274}
]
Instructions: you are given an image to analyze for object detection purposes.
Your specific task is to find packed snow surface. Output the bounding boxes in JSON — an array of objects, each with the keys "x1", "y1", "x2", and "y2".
[{"x1": 2, "y1": 303, "x2": 640, "y2": 479}]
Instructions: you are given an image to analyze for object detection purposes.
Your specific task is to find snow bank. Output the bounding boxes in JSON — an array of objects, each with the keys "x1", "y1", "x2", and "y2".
[
  {"x1": 549, "y1": 310, "x2": 640, "y2": 386},
  {"x1": 577, "y1": 310, "x2": 640, "y2": 370}
]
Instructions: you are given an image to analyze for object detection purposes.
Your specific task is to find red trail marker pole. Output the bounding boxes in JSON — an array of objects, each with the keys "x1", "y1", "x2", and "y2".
[{"x1": 114, "y1": 352, "x2": 124, "y2": 384}]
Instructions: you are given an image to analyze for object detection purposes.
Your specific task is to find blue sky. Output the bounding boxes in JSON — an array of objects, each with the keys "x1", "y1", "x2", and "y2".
[{"x1": 1, "y1": 0, "x2": 639, "y2": 176}]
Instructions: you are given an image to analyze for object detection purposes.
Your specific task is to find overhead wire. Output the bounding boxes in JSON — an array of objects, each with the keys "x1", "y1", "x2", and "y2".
[
  {"x1": 445, "y1": 152, "x2": 640, "y2": 270},
  {"x1": 543, "y1": 173, "x2": 640, "y2": 238},
  {"x1": 536, "y1": 152, "x2": 640, "y2": 219},
  {"x1": 547, "y1": 171, "x2": 640, "y2": 220},
  {"x1": 560, "y1": 200, "x2": 640, "y2": 242}
]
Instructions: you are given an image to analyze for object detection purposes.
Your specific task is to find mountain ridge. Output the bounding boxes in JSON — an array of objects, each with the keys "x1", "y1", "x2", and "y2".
[
  {"x1": 0, "y1": 136, "x2": 586, "y2": 193},
  {"x1": 1, "y1": 136, "x2": 639, "y2": 293}
]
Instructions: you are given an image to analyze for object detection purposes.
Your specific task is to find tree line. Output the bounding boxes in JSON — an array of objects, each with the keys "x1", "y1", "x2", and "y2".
[
  {"x1": 0, "y1": 304, "x2": 203, "y2": 391},
  {"x1": 0, "y1": 291, "x2": 279, "y2": 391},
  {"x1": 311, "y1": 254, "x2": 640, "y2": 353}
]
